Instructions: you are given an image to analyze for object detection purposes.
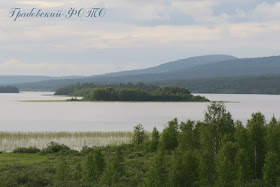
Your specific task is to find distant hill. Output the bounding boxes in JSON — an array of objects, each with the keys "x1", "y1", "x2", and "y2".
[
  {"x1": 155, "y1": 74, "x2": 280, "y2": 94},
  {"x1": 98, "y1": 55, "x2": 237, "y2": 77},
  {"x1": 12, "y1": 55, "x2": 280, "y2": 92},
  {"x1": 0, "y1": 76, "x2": 85, "y2": 85}
]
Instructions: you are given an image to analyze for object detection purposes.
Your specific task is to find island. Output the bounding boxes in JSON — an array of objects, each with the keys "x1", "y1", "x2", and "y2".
[
  {"x1": 83, "y1": 86, "x2": 208, "y2": 102},
  {"x1": 0, "y1": 86, "x2": 20, "y2": 93},
  {"x1": 55, "y1": 83, "x2": 208, "y2": 102}
]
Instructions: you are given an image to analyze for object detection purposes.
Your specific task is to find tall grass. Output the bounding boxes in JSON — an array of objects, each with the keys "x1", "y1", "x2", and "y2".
[{"x1": 0, "y1": 132, "x2": 140, "y2": 152}]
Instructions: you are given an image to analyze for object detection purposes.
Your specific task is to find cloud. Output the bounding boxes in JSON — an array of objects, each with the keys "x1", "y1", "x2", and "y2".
[
  {"x1": 17, "y1": 1, "x2": 64, "y2": 8},
  {"x1": 1, "y1": 0, "x2": 280, "y2": 76}
]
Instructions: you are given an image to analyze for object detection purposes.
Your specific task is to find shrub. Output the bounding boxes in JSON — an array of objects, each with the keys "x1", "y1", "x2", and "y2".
[
  {"x1": 12, "y1": 147, "x2": 41, "y2": 154},
  {"x1": 80, "y1": 146, "x2": 93, "y2": 155},
  {"x1": 41, "y1": 142, "x2": 70, "y2": 154}
]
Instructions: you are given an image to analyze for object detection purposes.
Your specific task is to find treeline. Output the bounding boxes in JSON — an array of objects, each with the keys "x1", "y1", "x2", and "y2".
[
  {"x1": 83, "y1": 86, "x2": 208, "y2": 101},
  {"x1": 0, "y1": 86, "x2": 19, "y2": 93},
  {"x1": 154, "y1": 74, "x2": 280, "y2": 94},
  {"x1": 54, "y1": 82, "x2": 159, "y2": 96},
  {"x1": 1, "y1": 103, "x2": 280, "y2": 186}
]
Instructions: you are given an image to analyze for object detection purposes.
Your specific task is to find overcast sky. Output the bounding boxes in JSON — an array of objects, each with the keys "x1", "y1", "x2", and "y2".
[{"x1": 0, "y1": 0, "x2": 280, "y2": 76}]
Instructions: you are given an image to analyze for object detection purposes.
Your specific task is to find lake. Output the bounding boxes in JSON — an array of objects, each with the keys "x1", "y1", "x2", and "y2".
[{"x1": 0, "y1": 92, "x2": 279, "y2": 132}]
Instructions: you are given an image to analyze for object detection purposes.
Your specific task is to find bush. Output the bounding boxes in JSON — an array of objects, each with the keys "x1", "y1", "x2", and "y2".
[
  {"x1": 41, "y1": 142, "x2": 70, "y2": 154},
  {"x1": 80, "y1": 146, "x2": 93, "y2": 155},
  {"x1": 12, "y1": 147, "x2": 41, "y2": 154}
]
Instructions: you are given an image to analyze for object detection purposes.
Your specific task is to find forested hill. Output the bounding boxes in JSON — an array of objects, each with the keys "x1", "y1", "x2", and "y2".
[
  {"x1": 0, "y1": 75, "x2": 85, "y2": 85},
  {"x1": 155, "y1": 74, "x2": 280, "y2": 94},
  {"x1": 11, "y1": 55, "x2": 280, "y2": 93},
  {"x1": 97, "y1": 55, "x2": 237, "y2": 77}
]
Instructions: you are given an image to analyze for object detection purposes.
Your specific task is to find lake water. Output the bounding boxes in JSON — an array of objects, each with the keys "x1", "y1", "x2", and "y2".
[{"x1": 0, "y1": 92, "x2": 279, "y2": 132}]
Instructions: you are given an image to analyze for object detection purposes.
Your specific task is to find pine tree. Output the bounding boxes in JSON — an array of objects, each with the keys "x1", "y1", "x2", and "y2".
[
  {"x1": 132, "y1": 124, "x2": 147, "y2": 145},
  {"x1": 150, "y1": 127, "x2": 160, "y2": 152}
]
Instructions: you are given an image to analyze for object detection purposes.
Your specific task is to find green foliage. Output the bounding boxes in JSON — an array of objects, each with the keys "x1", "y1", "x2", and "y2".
[
  {"x1": 247, "y1": 112, "x2": 266, "y2": 180},
  {"x1": 55, "y1": 82, "x2": 159, "y2": 96},
  {"x1": 199, "y1": 150, "x2": 216, "y2": 186},
  {"x1": 178, "y1": 120, "x2": 195, "y2": 152},
  {"x1": 161, "y1": 118, "x2": 179, "y2": 152},
  {"x1": 80, "y1": 146, "x2": 93, "y2": 155},
  {"x1": 266, "y1": 116, "x2": 280, "y2": 155},
  {"x1": 56, "y1": 158, "x2": 70, "y2": 182},
  {"x1": 150, "y1": 127, "x2": 160, "y2": 152},
  {"x1": 132, "y1": 124, "x2": 147, "y2": 145},
  {"x1": 216, "y1": 142, "x2": 237, "y2": 186},
  {"x1": 82, "y1": 148, "x2": 105, "y2": 184},
  {"x1": 235, "y1": 148, "x2": 251, "y2": 185},
  {"x1": 41, "y1": 142, "x2": 71, "y2": 154},
  {"x1": 83, "y1": 86, "x2": 208, "y2": 101},
  {"x1": 101, "y1": 147, "x2": 125, "y2": 185},
  {"x1": 204, "y1": 102, "x2": 235, "y2": 157},
  {"x1": 12, "y1": 146, "x2": 41, "y2": 153},
  {"x1": 146, "y1": 151, "x2": 169, "y2": 187},
  {"x1": 170, "y1": 151, "x2": 199, "y2": 187},
  {"x1": 263, "y1": 152, "x2": 280, "y2": 185}
]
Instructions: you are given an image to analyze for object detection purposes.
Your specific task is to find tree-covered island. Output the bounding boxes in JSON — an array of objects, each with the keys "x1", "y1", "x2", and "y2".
[
  {"x1": 55, "y1": 83, "x2": 209, "y2": 102},
  {"x1": 0, "y1": 86, "x2": 20, "y2": 93}
]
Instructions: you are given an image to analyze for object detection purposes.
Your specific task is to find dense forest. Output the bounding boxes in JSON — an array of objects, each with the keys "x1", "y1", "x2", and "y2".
[
  {"x1": 1, "y1": 103, "x2": 280, "y2": 186},
  {"x1": 0, "y1": 86, "x2": 19, "y2": 93},
  {"x1": 55, "y1": 82, "x2": 159, "y2": 96},
  {"x1": 18, "y1": 73, "x2": 280, "y2": 95},
  {"x1": 83, "y1": 86, "x2": 208, "y2": 102},
  {"x1": 155, "y1": 74, "x2": 280, "y2": 94}
]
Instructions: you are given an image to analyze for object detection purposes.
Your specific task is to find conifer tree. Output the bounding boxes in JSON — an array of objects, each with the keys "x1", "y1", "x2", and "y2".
[{"x1": 150, "y1": 127, "x2": 160, "y2": 152}]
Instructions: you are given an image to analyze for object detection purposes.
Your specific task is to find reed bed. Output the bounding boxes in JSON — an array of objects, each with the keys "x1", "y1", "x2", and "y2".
[{"x1": 0, "y1": 131, "x2": 138, "y2": 152}]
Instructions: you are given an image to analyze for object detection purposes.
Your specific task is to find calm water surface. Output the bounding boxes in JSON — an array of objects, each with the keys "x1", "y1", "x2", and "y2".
[{"x1": 0, "y1": 92, "x2": 279, "y2": 132}]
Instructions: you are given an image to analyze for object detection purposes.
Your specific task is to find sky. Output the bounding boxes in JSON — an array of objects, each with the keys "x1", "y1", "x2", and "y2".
[{"x1": 0, "y1": 0, "x2": 280, "y2": 76}]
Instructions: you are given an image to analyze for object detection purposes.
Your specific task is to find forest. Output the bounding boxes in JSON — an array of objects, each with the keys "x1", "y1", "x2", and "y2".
[
  {"x1": 0, "y1": 102, "x2": 280, "y2": 186},
  {"x1": 54, "y1": 82, "x2": 159, "y2": 96},
  {"x1": 0, "y1": 86, "x2": 19, "y2": 93},
  {"x1": 55, "y1": 83, "x2": 208, "y2": 102},
  {"x1": 82, "y1": 86, "x2": 208, "y2": 102},
  {"x1": 155, "y1": 74, "x2": 280, "y2": 94}
]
